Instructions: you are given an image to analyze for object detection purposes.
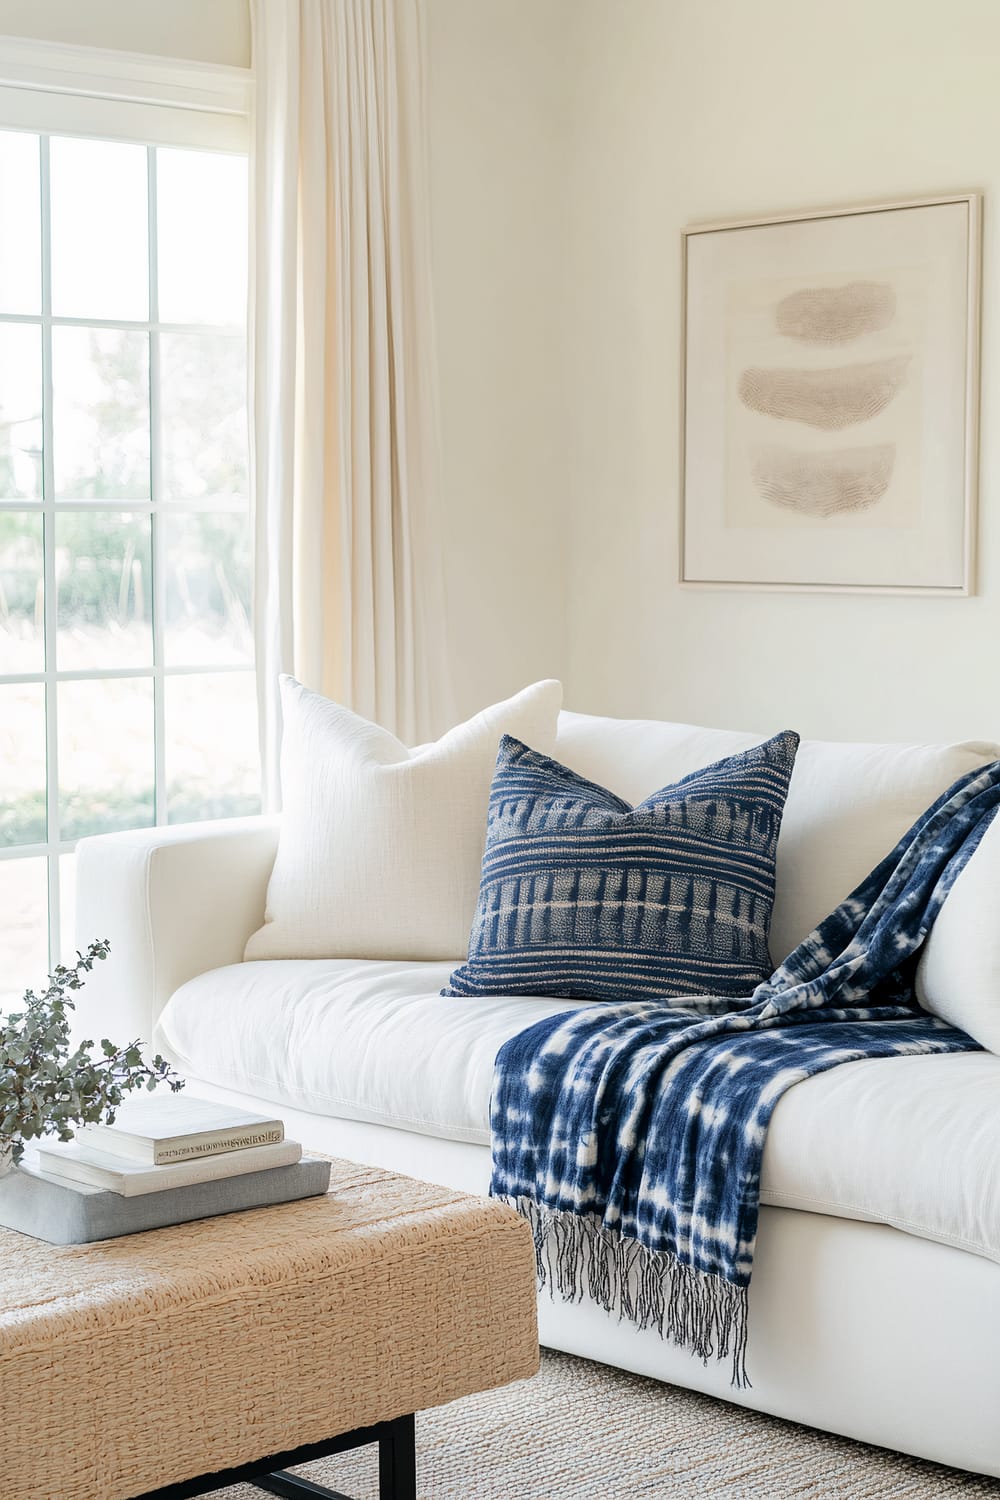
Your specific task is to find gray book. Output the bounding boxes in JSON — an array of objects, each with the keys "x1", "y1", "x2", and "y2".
[{"x1": 0, "y1": 1155, "x2": 331, "y2": 1245}]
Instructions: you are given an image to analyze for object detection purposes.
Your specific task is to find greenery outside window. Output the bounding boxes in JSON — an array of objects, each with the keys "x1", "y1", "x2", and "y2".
[{"x1": 0, "y1": 115, "x2": 259, "y2": 1005}]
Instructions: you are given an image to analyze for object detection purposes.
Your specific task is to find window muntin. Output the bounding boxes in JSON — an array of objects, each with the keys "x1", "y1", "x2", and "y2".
[{"x1": 0, "y1": 128, "x2": 258, "y2": 1005}]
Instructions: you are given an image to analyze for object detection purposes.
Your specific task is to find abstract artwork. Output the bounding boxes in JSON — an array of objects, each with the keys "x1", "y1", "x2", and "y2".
[{"x1": 681, "y1": 196, "x2": 980, "y2": 592}]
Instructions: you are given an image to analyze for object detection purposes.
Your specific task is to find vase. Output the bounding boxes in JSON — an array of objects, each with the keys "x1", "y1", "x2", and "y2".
[{"x1": 0, "y1": 1142, "x2": 12, "y2": 1178}]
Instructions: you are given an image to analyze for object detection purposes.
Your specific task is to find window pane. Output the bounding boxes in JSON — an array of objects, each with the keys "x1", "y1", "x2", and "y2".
[
  {"x1": 0, "y1": 857, "x2": 49, "y2": 1009},
  {"x1": 0, "y1": 131, "x2": 41, "y2": 315},
  {"x1": 0, "y1": 683, "x2": 45, "y2": 847},
  {"x1": 50, "y1": 136, "x2": 148, "y2": 321},
  {"x1": 157, "y1": 149, "x2": 247, "y2": 326},
  {"x1": 53, "y1": 327, "x2": 150, "y2": 499},
  {"x1": 0, "y1": 130, "x2": 255, "y2": 976},
  {"x1": 166, "y1": 672, "x2": 260, "y2": 823},
  {"x1": 163, "y1": 511, "x2": 251, "y2": 666},
  {"x1": 56, "y1": 511, "x2": 152, "y2": 670},
  {"x1": 160, "y1": 331, "x2": 248, "y2": 499},
  {"x1": 0, "y1": 511, "x2": 43, "y2": 674},
  {"x1": 58, "y1": 678, "x2": 154, "y2": 840},
  {"x1": 0, "y1": 323, "x2": 43, "y2": 500}
]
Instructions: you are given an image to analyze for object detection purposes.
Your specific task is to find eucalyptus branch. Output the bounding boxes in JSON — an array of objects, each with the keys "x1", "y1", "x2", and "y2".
[{"x1": 0, "y1": 940, "x2": 183, "y2": 1163}]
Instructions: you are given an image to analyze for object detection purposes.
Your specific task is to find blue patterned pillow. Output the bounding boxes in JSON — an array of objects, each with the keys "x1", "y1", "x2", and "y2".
[{"x1": 443, "y1": 730, "x2": 800, "y2": 1002}]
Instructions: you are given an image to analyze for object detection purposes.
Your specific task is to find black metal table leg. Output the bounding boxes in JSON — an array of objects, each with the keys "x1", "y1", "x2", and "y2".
[
  {"x1": 131, "y1": 1413, "x2": 417, "y2": 1499},
  {"x1": 379, "y1": 1413, "x2": 416, "y2": 1500},
  {"x1": 253, "y1": 1473, "x2": 352, "y2": 1499}
]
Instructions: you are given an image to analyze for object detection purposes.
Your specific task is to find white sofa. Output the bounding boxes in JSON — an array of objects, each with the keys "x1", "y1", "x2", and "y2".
[{"x1": 74, "y1": 709, "x2": 1000, "y2": 1479}]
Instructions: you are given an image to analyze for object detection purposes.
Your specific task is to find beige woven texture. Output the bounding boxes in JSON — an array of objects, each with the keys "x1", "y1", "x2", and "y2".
[
  {"x1": 219, "y1": 1350, "x2": 1000, "y2": 1500},
  {"x1": 0, "y1": 1159, "x2": 539, "y2": 1500}
]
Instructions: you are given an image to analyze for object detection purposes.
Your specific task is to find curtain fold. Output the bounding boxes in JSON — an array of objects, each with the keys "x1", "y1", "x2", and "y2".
[{"x1": 250, "y1": 0, "x2": 451, "y2": 805}]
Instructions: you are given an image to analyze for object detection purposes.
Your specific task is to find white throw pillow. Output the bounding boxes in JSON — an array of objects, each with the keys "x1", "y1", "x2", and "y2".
[
  {"x1": 554, "y1": 710, "x2": 998, "y2": 966},
  {"x1": 917, "y1": 812, "x2": 1000, "y2": 1053},
  {"x1": 245, "y1": 677, "x2": 563, "y2": 962}
]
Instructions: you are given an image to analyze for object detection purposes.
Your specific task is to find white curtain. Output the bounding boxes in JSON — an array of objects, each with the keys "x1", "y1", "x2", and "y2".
[{"x1": 250, "y1": 0, "x2": 452, "y2": 805}]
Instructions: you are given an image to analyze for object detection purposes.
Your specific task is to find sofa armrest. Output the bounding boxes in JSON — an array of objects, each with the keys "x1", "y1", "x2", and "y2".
[{"x1": 73, "y1": 816, "x2": 281, "y2": 1050}]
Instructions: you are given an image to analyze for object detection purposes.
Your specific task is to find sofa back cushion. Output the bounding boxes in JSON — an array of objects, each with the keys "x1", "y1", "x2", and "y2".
[
  {"x1": 244, "y1": 676, "x2": 563, "y2": 963},
  {"x1": 555, "y1": 710, "x2": 999, "y2": 965}
]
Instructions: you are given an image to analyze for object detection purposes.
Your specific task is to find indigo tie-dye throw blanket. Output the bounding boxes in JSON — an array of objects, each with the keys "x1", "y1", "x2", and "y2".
[{"x1": 490, "y1": 758, "x2": 1000, "y2": 1386}]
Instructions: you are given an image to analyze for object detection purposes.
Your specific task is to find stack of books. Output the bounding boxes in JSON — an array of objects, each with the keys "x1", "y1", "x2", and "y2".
[{"x1": 1, "y1": 1096, "x2": 330, "y2": 1245}]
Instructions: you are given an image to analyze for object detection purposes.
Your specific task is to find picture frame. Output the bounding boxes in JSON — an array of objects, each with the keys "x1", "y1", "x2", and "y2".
[{"x1": 680, "y1": 194, "x2": 982, "y2": 595}]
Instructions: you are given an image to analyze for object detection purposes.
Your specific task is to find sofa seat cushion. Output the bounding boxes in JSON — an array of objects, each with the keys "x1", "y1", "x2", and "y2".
[
  {"x1": 156, "y1": 959, "x2": 1000, "y2": 1269},
  {"x1": 156, "y1": 959, "x2": 581, "y2": 1144}
]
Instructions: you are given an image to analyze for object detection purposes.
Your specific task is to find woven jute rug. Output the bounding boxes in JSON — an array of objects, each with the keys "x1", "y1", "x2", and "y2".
[{"x1": 216, "y1": 1350, "x2": 1000, "y2": 1499}]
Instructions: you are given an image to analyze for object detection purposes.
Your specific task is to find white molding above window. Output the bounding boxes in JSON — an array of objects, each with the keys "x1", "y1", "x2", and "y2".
[
  {"x1": 0, "y1": 36, "x2": 251, "y2": 149},
  {"x1": 0, "y1": 36, "x2": 252, "y2": 114}
]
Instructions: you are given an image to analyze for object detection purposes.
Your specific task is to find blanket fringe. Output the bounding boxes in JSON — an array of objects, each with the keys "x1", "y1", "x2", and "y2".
[{"x1": 503, "y1": 1195, "x2": 750, "y2": 1389}]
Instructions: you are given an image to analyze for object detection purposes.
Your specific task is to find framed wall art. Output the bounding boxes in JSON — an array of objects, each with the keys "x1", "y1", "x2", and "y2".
[{"x1": 680, "y1": 194, "x2": 981, "y2": 593}]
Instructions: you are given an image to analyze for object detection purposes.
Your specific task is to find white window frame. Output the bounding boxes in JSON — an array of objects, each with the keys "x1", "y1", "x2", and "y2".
[{"x1": 0, "y1": 39, "x2": 254, "y2": 969}]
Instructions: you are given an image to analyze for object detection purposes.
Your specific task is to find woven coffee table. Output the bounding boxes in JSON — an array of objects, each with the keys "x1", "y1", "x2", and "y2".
[{"x1": 0, "y1": 1158, "x2": 539, "y2": 1500}]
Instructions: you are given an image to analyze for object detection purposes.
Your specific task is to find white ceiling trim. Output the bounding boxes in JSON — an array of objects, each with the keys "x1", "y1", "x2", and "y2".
[{"x1": 0, "y1": 35, "x2": 252, "y2": 117}]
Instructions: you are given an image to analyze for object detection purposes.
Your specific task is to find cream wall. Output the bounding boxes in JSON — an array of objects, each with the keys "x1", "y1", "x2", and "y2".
[
  {"x1": 0, "y1": 0, "x2": 250, "y2": 67},
  {"x1": 6, "y1": 1, "x2": 990, "y2": 742},
  {"x1": 562, "y1": 0, "x2": 1000, "y2": 745},
  {"x1": 425, "y1": 0, "x2": 573, "y2": 718}
]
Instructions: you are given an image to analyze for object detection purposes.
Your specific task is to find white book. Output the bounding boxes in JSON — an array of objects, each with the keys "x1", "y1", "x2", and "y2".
[
  {"x1": 35, "y1": 1138, "x2": 302, "y2": 1197},
  {"x1": 77, "y1": 1095, "x2": 285, "y2": 1166}
]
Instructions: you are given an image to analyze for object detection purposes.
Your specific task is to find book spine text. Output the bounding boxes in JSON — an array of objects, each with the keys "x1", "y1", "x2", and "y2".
[{"x1": 154, "y1": 1128, "x2": 284, "y2": 1165}]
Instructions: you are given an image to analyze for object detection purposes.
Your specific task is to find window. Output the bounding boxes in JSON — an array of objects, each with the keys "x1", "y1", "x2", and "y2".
[{"x1": 0, "y1": 124, "x2": 258, "y2": 1005}]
